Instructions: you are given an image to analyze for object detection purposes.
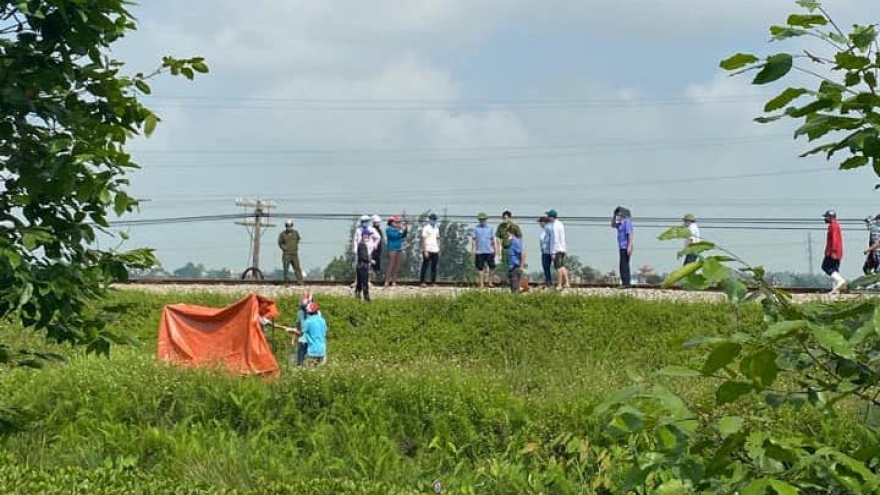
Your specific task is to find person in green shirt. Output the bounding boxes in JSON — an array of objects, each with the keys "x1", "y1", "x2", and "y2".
[
  {"x1": 278, "y1": 219, "x2": 303, "y2": 284},
  {"x1": 495, "y1": 210, "x2": 522, "y2": 281}
]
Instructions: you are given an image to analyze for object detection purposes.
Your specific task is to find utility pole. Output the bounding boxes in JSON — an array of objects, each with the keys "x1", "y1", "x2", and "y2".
[
  {"x1": 807, "y1": 232, "x2": 814, "y2": 275},
  {"x1": 235, "y1": 199, "x2": 276, "y2": 279}
]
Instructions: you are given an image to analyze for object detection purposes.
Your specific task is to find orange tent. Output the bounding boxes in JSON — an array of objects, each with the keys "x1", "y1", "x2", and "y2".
[{"x1": 157, "y1": 293, "x2": 280, "y2": 377}]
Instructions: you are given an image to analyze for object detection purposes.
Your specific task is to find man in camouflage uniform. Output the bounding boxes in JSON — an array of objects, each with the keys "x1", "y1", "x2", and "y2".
[
  {"x1": 495, "y1": 210, "x2": 522, "y2": 282},
  {"x1": 278, "y1": 219, "x2": 303, "y2": 284}
]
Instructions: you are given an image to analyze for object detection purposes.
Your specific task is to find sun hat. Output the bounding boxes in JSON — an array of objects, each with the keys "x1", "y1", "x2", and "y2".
[
  {"x1": 477, "y1": 212, "x2": 488, "y2": 220},
  {"x1": 682, "y1": 213, "x2": 696, "y2": 222}
]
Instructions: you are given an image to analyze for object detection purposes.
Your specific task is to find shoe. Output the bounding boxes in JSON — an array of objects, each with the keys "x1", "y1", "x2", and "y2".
[
  {"x1": 420, "y1": 283, "x2": 427, "y2": 288},
  {"x1": 830, "y1": 280, "x2": 847, "y2": 294}
]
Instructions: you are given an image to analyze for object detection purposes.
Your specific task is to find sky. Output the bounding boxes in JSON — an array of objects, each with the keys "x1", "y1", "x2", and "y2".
[{"x1": 104, "y1": 0, "x2": 880, "y2": 280}]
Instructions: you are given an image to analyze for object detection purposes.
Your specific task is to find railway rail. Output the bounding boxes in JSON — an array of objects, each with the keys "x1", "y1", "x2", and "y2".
[{"x1": 121, "y1": 278, "x2": 849, "y2": 295}]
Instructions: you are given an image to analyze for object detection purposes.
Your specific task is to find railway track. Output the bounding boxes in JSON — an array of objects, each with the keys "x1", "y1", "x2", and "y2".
[{"x1": 121, "y1": 278, "x2": 845, "y2": 295}]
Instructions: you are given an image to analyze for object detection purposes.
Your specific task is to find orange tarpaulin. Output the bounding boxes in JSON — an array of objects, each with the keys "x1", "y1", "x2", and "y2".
[{"x1": 157, "y1": 293, "x2": 280, "y2": 377}]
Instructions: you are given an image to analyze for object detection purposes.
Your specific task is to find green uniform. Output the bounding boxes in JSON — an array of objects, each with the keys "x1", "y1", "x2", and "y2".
[
  {"x1": 495, "y1": 221, "x2": 522, "y2": 279},
  {"x1": 278, "y1": 229, "x2": 303, "y2": 283}
]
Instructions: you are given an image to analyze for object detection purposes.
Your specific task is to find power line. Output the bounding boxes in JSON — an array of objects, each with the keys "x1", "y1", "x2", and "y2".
[
  {"x1": 131, "y1": 134, "x2": 788, "y2": 158},
  {"x1": 142, "y1": 94, "x2": 768, "y2": 111}
]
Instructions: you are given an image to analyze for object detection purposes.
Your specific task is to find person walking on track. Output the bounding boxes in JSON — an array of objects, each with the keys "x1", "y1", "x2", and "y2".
[{"x1": 822, "y1": 209, "x2": 846, "y2": 293}]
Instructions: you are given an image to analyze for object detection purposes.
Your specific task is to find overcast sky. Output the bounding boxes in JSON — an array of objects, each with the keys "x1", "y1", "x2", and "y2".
[{"x1": 106, "y1": 1, "x2": 880, "y2": 280}]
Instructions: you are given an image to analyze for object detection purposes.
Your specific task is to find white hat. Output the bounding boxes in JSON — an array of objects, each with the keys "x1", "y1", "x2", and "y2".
[
  {"x1": 371, "y1": 214, "x2": 381, "y2": 223},
  {"x1": 284, "y1": 218, "x2": 293, "y2": 226},
  {"x1": 359, "y1": 214, "x2": 370, "y2": 222}
]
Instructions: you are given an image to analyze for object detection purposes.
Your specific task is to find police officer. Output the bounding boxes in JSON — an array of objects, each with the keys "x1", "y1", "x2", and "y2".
[{"x1": 278, "y1": 219, "x2": 303, "y2": 284}]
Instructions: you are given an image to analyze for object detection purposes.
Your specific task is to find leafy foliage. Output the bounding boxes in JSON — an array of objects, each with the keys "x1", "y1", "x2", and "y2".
[
  {"x1": 0, "y1": 1, "x2": 206, "y2": 356},
  {"x1": 720, "y1": 1, "x2": 880, "y2": 181},
  {"x1": 592, "y1": 226, "x2": 880, "y2": 493}
]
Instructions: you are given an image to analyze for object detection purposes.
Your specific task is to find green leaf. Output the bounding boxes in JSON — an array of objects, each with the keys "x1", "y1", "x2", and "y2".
[
  {"x1": 678, "y1": 241, "x2": 716, "y2": 257},
  {"x1": 769, "y1": 26, "x2": 808, "y2": 40},
  {"x1": 657, "y1": 226, "x2": 691, "y2": 241},
  {"x1": 796, "y1": 0, "x2": 820, "y2": 11},
  {"x1": 716, "y1": 381, "x2": 754, "y2": 405},
  {"x1": 134, "y1": 79, "x2": 151, "y2": 94},
  {"x1": 850, "y1": 25, "x2": 878, "y2": 52},
  {"x1": 663, "y1": 260, "x2": 703, "y2": 289},
  {"x1": 768, "y1": 479, "x2": 799, "y2": 495},
  {"x1": 717, "y1": 416, "x2": 745, "y2": 438},
  {"x1": 752, "y1": 54, "x2": 794, "y2": 84},
  {"x1": 840, "y1": 155, "x2": 869, "y2": 170},
  {"x1": 764, "y1": 87, "x2": 809, "y2": 112},
  {"x1": 763, "y1": 319, "x2": 808, "y2": 339},
  {"x1": 655, "y1": 366, "x2": 701, "y2": 377},
  {"x1": 594, "y1": 385, "x2": 642, "y2": 415},
  {"x1": 143, "y1": 113, "x2": 158, "y2": 137},
  {"x1": 811, "y1": 325, "x2": 854, "y2": 359},
  {"x1": 192, "y1": 61, "x2": 209, "y2": 73},
  {"x1": 701, "y1": 258, "x2": 730, "y2": 284},
  {"x1": 702, "y1": 342, "x2": 742, "y2": 376},
  {"x1": 743, "y1": 479, "x2": 770, "y2": 495},
  {"x1": 787, "y1": 13, "x2": 827, "y2": 28},
  {"x1": 754, "y1": 114, "x2": 785, "y2": 124},
  {"x1": 608, "y1": 405, "x2": 644, "y2": 434},
  {"x1": 739, "y1": 349, "x2": 779, "y2": 387},
  {"x1": 720, "y1": 52, "x2": 760, "y2": 70},
  {"x1": 836, "y1": 52, "x2": 870, "y2": 70}
]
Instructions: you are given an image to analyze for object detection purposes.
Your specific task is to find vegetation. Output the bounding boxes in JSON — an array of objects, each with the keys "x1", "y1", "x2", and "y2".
[
  {"x1": 0, "y1": 0, "x2": 205, "y2": 360},
  {"x1": 720, "y1": 0, "x2": 880, "y2": 180},
  {"x1": 0, "y1": 289, "x2": 770, "y2": 494}
]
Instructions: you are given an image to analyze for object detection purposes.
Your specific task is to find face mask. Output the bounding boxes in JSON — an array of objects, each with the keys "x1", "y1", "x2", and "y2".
[
  {"x1": 430, "y1": 220, "x2": 437, "y2": 226},
  {"x1": 361, "y1": 221, "x2": 369, "y2": 227}
]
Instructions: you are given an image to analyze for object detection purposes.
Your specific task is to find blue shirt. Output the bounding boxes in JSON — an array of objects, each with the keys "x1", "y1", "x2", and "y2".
[
  {"x1": 385, "y1": 225, "x2": 407, "y2": 251},
  {"x1": 303, "y1": 313, "x2": 327, "y2": 357},
  {"x1": 540, "y1": 224, "x2": 553, "y2": 254},
  {"x1": 508, "y1": 237, "x2": 523, "y2": 269},
  {"x1": 616, "y1": 218, "x2": 633, "y2": 250},
  {"x1": 472, "y1": 223, "x2": 495, "y2": 254}
]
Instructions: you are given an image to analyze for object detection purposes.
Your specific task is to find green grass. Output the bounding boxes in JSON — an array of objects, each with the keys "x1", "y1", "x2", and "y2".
[{"x1": 0, "y1": 290, "x2": 766, "y2": 494}]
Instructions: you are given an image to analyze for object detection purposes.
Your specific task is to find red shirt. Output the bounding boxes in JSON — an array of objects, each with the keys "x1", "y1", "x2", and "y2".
[{"x1": 825, "y1": 220, "x2": 843, "y2": 260}]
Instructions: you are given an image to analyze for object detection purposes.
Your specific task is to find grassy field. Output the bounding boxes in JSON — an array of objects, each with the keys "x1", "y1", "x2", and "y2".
[{"x1": 0, "y1": 289, "x2": 808, "y2": 494}]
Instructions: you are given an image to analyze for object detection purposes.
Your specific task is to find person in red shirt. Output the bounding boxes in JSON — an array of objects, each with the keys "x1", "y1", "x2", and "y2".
[{"x1": 822, "y1": 209, "x2": 846, "y2": 293}]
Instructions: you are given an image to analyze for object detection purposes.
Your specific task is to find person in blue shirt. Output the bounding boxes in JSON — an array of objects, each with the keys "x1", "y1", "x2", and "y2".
[
  {"x1": 302, "y1": 301, "x2": 327, "y2": 365},
  {"x1": 384, "y1": 215, "x2": 409, "y2": 287},
  {"x1": 507, "y1": 228, "x2": 525, "y2": 293},
  {"x1": 471, "y1": 212, "x2": 499, "y2": 288},
  {"x1": 611, "y1": 206, "x2": 634, "y2": 288}
]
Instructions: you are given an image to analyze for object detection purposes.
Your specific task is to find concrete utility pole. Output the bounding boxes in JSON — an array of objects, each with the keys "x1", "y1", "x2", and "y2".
[{"x1": 235, "y1": 199, "x2": 276, "y2": 279}]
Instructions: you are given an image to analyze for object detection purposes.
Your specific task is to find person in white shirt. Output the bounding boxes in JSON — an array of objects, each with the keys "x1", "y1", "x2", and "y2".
[
  {"x1": 546, "y1": 209, "x2": 570, "y2": 290},
  {"x1": 682, "y1": 213, "x2": 700, "y2": 265},
  {"x1": 420, "y1": 213, "x2": 441, "y2": 286}
]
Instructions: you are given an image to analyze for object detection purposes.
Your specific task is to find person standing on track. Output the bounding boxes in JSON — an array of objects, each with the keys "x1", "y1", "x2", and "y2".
[
  {"x1": 353, "y1": 215, "x2": 380, "y2": 301},
  {"x1": 507, "y1": 227, "x2": 525, "y2": 293},
  {"x1": 863, "y1": 214, "x2": 880, "y2": 275},
  {"x1": 278, "y1": 219, "x2": 303, "y2": 284},
  {"x1": 611, "y1": 206, "x2": 633, "y2": 288},
  {"x1": 538, "y1": 216, "x2": 553, "y2": 288},
  {"x1": 495, "y1": 210, "x2": 522, "y2": 283},
  {"x1": 546, "y1": 209, "x2": 570, "y2": 290},
  {"x1": 420, "y1": 213, "x2": 441, "y2": 287},
  {"x1": 682, "y1": 213, "x2": 700, "y2": 266},
  {"x1": 384, "y1": 215, "x2": 409, "y2": 287},
  {"x1": 822, "y1": 209, "x2": 846, "y2": 293},
  {"x1": 472, "y1": 212, "x2": 498, "y2": 288},
  {"x1": 370, "y1": 214, "x2": 384, "y2": 284}
]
